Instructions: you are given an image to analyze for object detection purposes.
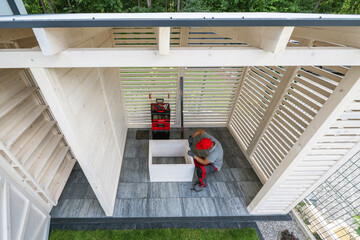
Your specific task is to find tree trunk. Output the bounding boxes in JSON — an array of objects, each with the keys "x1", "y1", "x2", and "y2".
[
  {"x1": 138, "y1": 0, "x2": 141, "y2": 7},
  {"x1": 146, "y1": 0, "x2": 151, "y2": 8},
  {"x1": 313, "y1": 0, "x2": 322, "y2": 11},
  {"x1": 46, "y1": 0, "x2": 55, "y2": 13},
  {"x1": 39, "y1": 0, "x2": 47, "y2": 13},
  {"x1": 177, "y1": 0, "x2": 180, "y2": 12},
  {"x1": 67, "y1": 0, "x2": 73, "y2": 11}
]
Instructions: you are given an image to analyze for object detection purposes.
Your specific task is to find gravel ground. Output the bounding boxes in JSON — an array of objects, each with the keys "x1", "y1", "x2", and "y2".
[{"x1": 256, "y1": 216, "x2": 307, "y2": 240}]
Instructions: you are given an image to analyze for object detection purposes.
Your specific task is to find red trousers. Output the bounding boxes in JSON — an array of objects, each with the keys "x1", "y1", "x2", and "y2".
[{"x1": 194, "y1": 159, "x2": 217, "y2": 186}]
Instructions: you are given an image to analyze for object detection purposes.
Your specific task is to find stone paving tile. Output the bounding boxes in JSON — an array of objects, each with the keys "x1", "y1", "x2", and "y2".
[
  {"x1": 117, "y1": 182, "x2": 148, "y2": 199},
  {"x1": 149, "y1": 182, "x2": 180, "y2": 198},
  {"x1": 147, "y1": 198, "x2": 183, "y2": 217},
  {"x1": 178, "y1": 182, "x2": 212, "y2": 198},
  {"x1": 237, "y1": 181, "x2": 262, "y2": 198},
  {"x1": 121, "y1": 157, "x2": 148, "y2": 170},
  {"x1": 66, "y1": 169, "x2": 88, "y2": 184},
  {"x1": 223, "y1": 197, "x2": 249, "y2": 216},
  {"x1": 114, "y1": 198, "x2": 147, "y2": 217},
  {"x1": 230, "y1": 168, "x2": 251, "y2": 181},
  {"x1": 119, "y1": 168, "x2": 149, "y2": 183},
  {"x1": 208, "y1": 182, "x2": 243, "y2": 198},
  {"x1": 60, "y1": 183, "x2": 88, "y2": 199},
  {"x1": 152, "y1": 157, "x2": 186, "y2": 164},
  {"x1": 84, "y1": 185, "x2": 97, "y2": 199},
  {"x1": 182, "y1": 198, "x2": 218, "y2": 217}
]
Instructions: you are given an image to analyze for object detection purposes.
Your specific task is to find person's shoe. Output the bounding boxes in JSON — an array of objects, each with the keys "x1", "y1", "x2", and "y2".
[
  {"x1": 192, "y1": 181, "x2": 200, "y2": 187},
  {"x1": 193, "y1": 183, "x2": 207, "y2": 192}
]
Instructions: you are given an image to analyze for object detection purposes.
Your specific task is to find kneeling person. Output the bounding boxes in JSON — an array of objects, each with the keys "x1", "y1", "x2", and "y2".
[{"x1": 188, "y1": 129, "x2": 223, "y2": 192}]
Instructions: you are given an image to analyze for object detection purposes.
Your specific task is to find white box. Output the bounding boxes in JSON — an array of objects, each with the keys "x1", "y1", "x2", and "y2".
[{"x1": 149, "y1": 140, "x2": 195, "y2": 182}]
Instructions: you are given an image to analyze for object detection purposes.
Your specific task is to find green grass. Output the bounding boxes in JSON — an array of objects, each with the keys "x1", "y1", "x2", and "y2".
[{"x1": 50, "y1": 228, "x2": 259, "y2": 240}]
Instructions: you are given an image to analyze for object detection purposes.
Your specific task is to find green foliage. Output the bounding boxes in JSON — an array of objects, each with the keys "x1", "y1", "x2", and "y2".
[
  {"x1": 23, "y1": 0, "x2": 360, "y2": 14},
  {"x1": 341, "y1": 0, "x2": 360, "y2": 14},
  {"x1": 182, "y1": 0, "x2": 210, "y2": 12},
  {"x1": 74, "y1": 0, "x2": 123, "y2": 13},
  {"x1": 354, "y1": 214, "x2": 360, "y2": 236},
  {"x1": 50, "y1": 228, "x2": 259, "y2": 240}
]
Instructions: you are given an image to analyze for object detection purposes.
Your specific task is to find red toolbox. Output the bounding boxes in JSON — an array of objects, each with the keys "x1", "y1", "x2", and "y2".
[{"x1": 150, "y1": 97, "x2": 170, "y2": 139}]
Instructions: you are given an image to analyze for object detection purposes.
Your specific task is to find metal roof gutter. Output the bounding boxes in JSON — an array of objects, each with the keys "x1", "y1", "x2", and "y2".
[{"x1": 1, "y1": 13, "x2": 360, "y2": 28}]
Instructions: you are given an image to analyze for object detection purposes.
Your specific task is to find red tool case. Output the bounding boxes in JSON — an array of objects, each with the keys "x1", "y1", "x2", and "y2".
[{"x1": 150, "y1": 97, "x2": 170, "y2": 139}]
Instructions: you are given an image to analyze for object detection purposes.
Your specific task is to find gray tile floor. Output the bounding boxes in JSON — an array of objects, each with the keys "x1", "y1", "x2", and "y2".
[{"x1": 51, "y1": 128, "x2": 263, "y2": 218}]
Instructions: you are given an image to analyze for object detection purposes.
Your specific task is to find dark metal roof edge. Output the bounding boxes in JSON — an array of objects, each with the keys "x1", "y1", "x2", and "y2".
[{"x1": 1, "y1": 18, "x2": 360, "y2": 28}]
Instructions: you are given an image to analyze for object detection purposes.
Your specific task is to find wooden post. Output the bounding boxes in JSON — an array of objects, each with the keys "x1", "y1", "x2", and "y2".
[{"x1": 175, "y1": 67, "x2": 185, "y2": 128}]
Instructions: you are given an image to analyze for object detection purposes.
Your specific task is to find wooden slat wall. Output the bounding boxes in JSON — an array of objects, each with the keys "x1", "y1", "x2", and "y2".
[
  {"x1": 112, "y1": 27, "x2": 246, "y2": 48},
  {"x1": 259, "y1": 84, "x2": 360, "y2": 214},
  {"x1": 250, "y1": 66, "x2": 343, "y2": 180},
  {"x1": 229, "y1": 66, "x2": 284, "y2": 151},
  {"x1": 120, "y1": 67, "x2": 178, "y2": 126},
  {"x1": 228, "y1": 65, "x2": 360, "y2": 214},
  {"x1": 121, "y1": 67, "x2": 243, "y2": 127},
  {"x1": 184, "y1": 67, "x2": 243, "y2": 125},
  {"x1": 0, "y1": 69, "x2": 76, "y2": 208}
]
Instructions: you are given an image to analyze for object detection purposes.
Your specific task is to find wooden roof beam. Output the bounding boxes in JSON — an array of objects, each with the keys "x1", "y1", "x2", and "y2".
[
  {"x1": 292, "y1": 27, "x2": 360, "y2": 49},
  {"x1": 204, "y1": 27, "x2": 294, "y2": 53},
  {"x1": 33, "y1": 27, "x2": 110, "y2": 56},
  {"x1": 0, "y1": 28, "x2": 34, "y2": 43},
  {"x1": 1, "y1": 47, "x2": 360, "y2": 68},
  {"x1": 158, "y1": 27, "x2": 170, "y2": 55}
]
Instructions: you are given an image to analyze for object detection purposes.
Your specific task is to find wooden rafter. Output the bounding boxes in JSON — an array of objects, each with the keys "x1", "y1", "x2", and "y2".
[
  {"x1": 158, "y1": 27, "x2": 170, "y2": 54},
  {"x1": 0, "y1": 28, "x2": 34, "y2": 43},
  {"x1": 292, "y1": 27, "x2": 360, "y2": 49},
  {"x1": 33, "y1": 27, "x2": 110, "y2": 55},
  {"x1": 204, "y1": 27, "x2": 294, "y2": 53}
]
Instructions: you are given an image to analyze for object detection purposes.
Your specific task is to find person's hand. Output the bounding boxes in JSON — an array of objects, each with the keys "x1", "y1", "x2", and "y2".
[
  {"x1": 188, "y1": 136, "x2": 194, "y2": 147},
  {"x1": 187, "y1": 150, "x2": 195, "y2": 158}
]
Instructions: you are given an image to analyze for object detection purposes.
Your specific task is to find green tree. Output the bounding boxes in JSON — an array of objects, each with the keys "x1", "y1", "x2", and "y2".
[{"x1": 22, "y1": 0, "x2": 360, "y2": 14}]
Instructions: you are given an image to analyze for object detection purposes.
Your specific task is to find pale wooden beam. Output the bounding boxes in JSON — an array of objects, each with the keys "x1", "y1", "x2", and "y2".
[
  {"x1": 32, "y1": 27, "x2": 109, "y2": 55},
  {"x1": 1, "y1": 47, "x2": 360, "y2": 68},
  {"x1": 227, "y1": 66, "x2": 249, "y2": 125},
  {"x1": 205, "y1": 27, "x2": 294, "y2": 53},
  {"x1": 247, "y1": 67, "x2": 360, "y2": 214},
  {"x1": 0, "y1": 29, "x2": 34, "y2": 43},
  {"x1": 158, "y1": 27, "x2": 170, "y2": 55},
  {"x1": 245, "y1": 66, "x2": 300, "y2": 157},
  {"x1": 293, "y1": 27, "x2": 360, "y2": 49}
]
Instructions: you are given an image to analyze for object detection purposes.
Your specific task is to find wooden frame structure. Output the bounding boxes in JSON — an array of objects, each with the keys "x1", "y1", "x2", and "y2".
[{"x1": 1, "y1": 3, "x2": 360, "y2": 238}]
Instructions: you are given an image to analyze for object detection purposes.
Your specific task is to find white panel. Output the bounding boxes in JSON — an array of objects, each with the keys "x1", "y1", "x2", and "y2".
[
  {"x1": 9, "y1": 185, "x2": 28, "y2": 239},
  {"x1": 149, "y1": 140, "x2": 194, "y2": 182},
  {"x1": 23, "y1": 207, "x2": 46, "y2": 240}
]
